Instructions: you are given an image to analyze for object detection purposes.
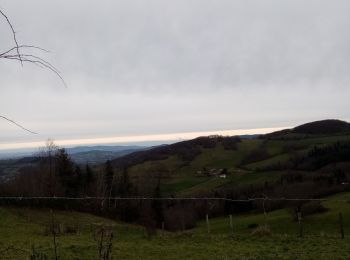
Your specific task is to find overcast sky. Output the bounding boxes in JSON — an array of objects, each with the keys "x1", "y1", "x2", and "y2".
[{"x1": 1, "y1": 0, "x2": 350, "y2": 149}]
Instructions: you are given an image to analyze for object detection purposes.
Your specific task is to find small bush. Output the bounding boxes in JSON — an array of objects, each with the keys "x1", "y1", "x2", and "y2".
[
  {"x1": 301, "y1": 201, "x2": 328, "y2": 216},
  {"x1": 30, "y1": 246, "x2": 48, "y2": 260},
  {"x1": 174, "y1": 230, "x2": 193, "y2": 238},
  {"x1": 43, "y1": 223, "x2": 60, "y2": 236},
  {"x1": 251, "y1": 225, "x2": 272, "y2": 237},
  {"x1": 144, "y1": 226, "x2": 157, "y2": 239},
  {"x1": 43, "y1": 223, "x2": 78, "y2": 236},
  {"x1": 64, "y1": 225, "x2": 78, "y2": 234},
  {"x1": 164, "y1": 205, "x2": 197, "y2": 231},
  {"x1": 247, "y1": 223, "x2": 259, "y2": 229},
  {"x1": 241, "y1": 147, "x2": 270, "y2": 165},
  {"x1": 289, "y1": 201, "x2": 328, "y2": 221}
]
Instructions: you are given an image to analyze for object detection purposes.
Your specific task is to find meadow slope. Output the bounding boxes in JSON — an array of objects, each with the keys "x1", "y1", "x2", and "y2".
[{"x1": 1, "y1": 192, "x2": 350, "y2": 259}]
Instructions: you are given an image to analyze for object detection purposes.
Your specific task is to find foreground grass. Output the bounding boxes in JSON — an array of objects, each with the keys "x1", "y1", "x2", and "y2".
[
  {"x1": 1, "y1": 192, "x2": 350, "y2": 259},
  {"x1": 1, "y1": 198, "x2": 350, "y2": 259}
]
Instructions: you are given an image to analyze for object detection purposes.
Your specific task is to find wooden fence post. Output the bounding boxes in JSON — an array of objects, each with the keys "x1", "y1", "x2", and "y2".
[
  {"x1": 262, "y1": 198, "x2": 267, "y2": 226},
  {"x1": 229, "y1": 215, "x2": 233, "y2": 235},
  {"x1": 206, "y1": 214, "x2": 210, "y2": 234},
  {"x1": 297, "y1": 211, "x2": 303, "y2": 238},
  {"x1": 339, "y1": 212, "x2": 345, "y2": 239},
  {"x1": 50, "y1": 209, "x2": 59, "y2": 260}
]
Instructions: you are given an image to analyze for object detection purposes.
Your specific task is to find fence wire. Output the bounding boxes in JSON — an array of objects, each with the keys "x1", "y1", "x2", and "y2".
[{"x1": 0, "y1": 196, "x2": 349, "y2": 202}]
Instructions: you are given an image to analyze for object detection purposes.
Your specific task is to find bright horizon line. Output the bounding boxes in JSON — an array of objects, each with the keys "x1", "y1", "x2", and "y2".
[{"x1": 0, "y1": 126, "x2": 287, "y2": 151}]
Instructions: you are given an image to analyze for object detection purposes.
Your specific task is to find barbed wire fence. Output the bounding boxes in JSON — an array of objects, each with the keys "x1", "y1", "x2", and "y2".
[{"x1": 0, "y1": 196, "x2": 349, "y2": 202}]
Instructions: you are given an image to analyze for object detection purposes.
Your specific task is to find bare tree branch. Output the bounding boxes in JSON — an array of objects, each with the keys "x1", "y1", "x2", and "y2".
[
  {"x1": 0, "y1": 9, "x2": 22, "y2": 65},
  {"x1": 1, "y1": 8, "x2": 66, "y2": 134},
  {"x1": 0, "y1": 9, "x2": 66, "y2": 87},
  {"x1": 0, "y1": 45, "x2": 50, "y2": 58},
  {"x1": 3, "y1": 55, "x2": 66, "y2": 86},
  {"x1": 0, "y1": 116, "x2": 38, "y2": 134}
]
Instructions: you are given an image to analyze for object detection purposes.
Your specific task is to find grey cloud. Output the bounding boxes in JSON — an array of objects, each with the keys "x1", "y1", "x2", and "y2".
[
  {"x1": 2, "y1": 0, "x2": 350, "y2": 92},
  {"x1": 0, "y1": 0, "x2": 350, "y2": 143}
]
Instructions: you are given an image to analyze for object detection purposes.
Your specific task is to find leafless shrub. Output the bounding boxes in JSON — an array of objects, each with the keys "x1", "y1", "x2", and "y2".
[
  {"x1": 92, "y1": 224, "x2": 114, "y2": 260},
  {"x1": 164, "y1": 205, "x2": 197, "y2": 231},
  {"x1": 140, "y1": 206, "x2": 157, "y2": 239},
  {"x1": 50, "y1": 210, "x2": 60, "y2": 260},
  {"x1": 289, "y1": 201, "x2": 328, "y2": 221},
  {"x1": 64, "y1": 225, "x2": 79, "y2": 234},
  {"x1": 174, "y1": 230, "x2": 194, "y2": 238},
  {"x1": 30, "y1": 246, "x2": 48, "y2": 260},
  {"x1": 251, "y1": 225, "x2": 272, "y2": 237},
  {"x1": 247, "y1": 223, "x2": 259, "y2": 229}
]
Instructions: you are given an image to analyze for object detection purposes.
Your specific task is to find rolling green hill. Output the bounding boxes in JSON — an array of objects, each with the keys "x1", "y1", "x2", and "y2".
[{"x1": 108, "y1": 120, "x2": 350, "y2": 196}]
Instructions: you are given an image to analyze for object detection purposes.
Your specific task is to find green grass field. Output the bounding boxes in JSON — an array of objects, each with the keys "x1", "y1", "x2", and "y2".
[{"x1": 1, "y1": 192, "x2": 350, "y2": 259}]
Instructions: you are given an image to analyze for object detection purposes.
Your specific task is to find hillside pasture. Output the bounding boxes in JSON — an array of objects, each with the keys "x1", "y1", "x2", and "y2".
[{"x1": 1, "y1": 192, "x2": 350, "y2": 259}]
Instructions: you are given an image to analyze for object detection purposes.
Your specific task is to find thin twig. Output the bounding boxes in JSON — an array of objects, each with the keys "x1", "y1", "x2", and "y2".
[
  {"x1": 0, "y1": 45, "x2": 49, "y2": 58},
  {"x1": 0, "y1": 9, "x2": 66, "y2": 87},
  {"x1": 0, "y1": 115, "x2": 37, "y2": 134},
  {"x1": 4, "y1": 56, "x2": 67, "y2": 87},
  {"x1": 0, "y1": 9, "x2": 22, "y2": 65},
  {"x1": 3, "y1": 54, "x2": 59, "y2": 73}
]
